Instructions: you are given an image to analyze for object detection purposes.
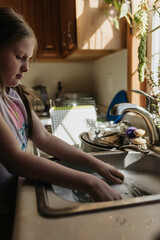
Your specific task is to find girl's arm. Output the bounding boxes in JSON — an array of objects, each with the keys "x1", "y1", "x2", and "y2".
[
  {"x1": 0, "y1": 112, "x2": 122, "y2": 202},
  {"x1": 31, "y1": 111, "x2": 124, "y2": 184}
]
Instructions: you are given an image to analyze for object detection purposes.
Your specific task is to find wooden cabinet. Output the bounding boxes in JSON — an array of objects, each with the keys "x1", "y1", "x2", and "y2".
[
  {"x1": 21, "y1": 0, "x2": 61, "y2": 58},
  {"x1": 0, "y1": 0, "x2": 126, "y2": 61},
  {"x1": 0, "y1": 0, "x2": 77, "y2": 59},
  {"x1": 59, "y1": 0, "x2": 77, "y2": 56},
  {"x1": 67, "y1": 0, "x2": 127, "y2": 61},
  {"x1": 27, "y1": 0, "x2": 77, "y2": 59},
  {"x1": 76, "y1": 0, "x2": 126, "y2": 50},
  {"x1": 0, "y1": 0, "x2": 21, "y2": 11}
]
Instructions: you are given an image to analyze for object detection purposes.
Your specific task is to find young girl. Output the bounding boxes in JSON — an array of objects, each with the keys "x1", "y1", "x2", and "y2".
[{"x1": 0, "y1": 7, "x2": 124, "y2": 239}]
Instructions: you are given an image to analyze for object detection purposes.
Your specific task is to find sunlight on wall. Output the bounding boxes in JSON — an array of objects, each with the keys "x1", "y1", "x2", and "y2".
[
  {"x1": 76, "y1": 0, "x2": 84, "y2": 18},
  {"x1": 89, "y1": 0, "x2": 99, "y2": 8},
  {"x1": 76, "y1": 0, "x2": 124, "y2": 50},
  {"x1": 76, "y1": 0, "x2": 99, "y2": 19},
  {"x1": 82, "y1": 20, "x2": 113, "y2": 49}
]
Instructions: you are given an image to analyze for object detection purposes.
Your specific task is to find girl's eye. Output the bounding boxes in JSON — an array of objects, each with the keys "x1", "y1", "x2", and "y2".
[{"x1": 16, "y1": 55, "x2": 23, "y2": 60}]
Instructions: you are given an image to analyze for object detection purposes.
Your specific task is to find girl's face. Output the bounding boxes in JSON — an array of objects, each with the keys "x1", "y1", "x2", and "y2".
[{"x1": 0, "y1": 37, "x2": 35, "y2": 87}]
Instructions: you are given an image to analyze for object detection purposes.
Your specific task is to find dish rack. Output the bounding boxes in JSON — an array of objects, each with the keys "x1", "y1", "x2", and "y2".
[
  {"x1": 54, "y1": 97, "x2": 96, "y2": 107},
  {"x1": 50, "y1": 97, "x2": 97, "y2": 148}
]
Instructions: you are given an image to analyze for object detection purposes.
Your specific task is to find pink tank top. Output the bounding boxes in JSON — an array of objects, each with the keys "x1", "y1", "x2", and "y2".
[
  {"x1": 0, "y1": 87, "x2": 28, "y2": 151},
  {"x1": 0, "y1": 87, "x2": 28, "y2": 214}
]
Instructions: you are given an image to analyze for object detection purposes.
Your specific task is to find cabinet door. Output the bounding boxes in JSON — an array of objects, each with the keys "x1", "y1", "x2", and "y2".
[
  {"x1": 21, "y1": 0, "x2": 61, "y2": 58},
  {"x1": 0, "y1": 0, "x2": 62, "y2": 58},
  {"x1": 59, "y1": 0, "x2": 77, "y2": 56},
  {"x1": 0, "y1": 0, "x2": 21, "y2": 11},
  {"x1": 76, "y1": 0, "x2": 126, "y2": 50}
]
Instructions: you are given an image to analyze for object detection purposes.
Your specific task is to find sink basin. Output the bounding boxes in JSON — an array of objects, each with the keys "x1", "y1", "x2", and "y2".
[{"x1": 35, "y1": 150, "x2": 160, "y2": 218}]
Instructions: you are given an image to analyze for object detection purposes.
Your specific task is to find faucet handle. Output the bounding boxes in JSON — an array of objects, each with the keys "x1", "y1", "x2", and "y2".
[{"x1": 131, "y1": 89, "x2": 155, "y2": 112}]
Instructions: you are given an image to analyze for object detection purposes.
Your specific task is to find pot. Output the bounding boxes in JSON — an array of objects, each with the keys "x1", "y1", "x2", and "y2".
[
  {"x1": 80, "y1": 131, "x2": 127, "y2": 153},
  {"x1": 80, "y1": 138, "x2": 110, "y2": 152}
]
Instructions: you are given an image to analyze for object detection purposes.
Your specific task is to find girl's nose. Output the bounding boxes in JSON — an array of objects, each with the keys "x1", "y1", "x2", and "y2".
[{"x1": 21, "y1": 62, "x2": 29, "y2": 72}]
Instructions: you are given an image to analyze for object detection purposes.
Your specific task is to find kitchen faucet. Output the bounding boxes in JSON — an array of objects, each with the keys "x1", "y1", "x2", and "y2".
[{"x1": 111, "y1": 103, "x2": 160, "y2": 146}]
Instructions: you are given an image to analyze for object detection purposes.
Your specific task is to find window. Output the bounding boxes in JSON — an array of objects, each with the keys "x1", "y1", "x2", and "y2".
[{"x1": 151, "y1": 10, "x2": 160, "y2": 93}]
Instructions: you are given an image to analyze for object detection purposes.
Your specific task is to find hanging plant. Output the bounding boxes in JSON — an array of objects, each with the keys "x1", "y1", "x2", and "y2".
[
  {"x1": 104, "y1": 0, "x2": 160, "y2": 83},
  {"x1": 146, "y1": 61, "x2": 160, "y2": 119},
  {"x1": 136, "y1": 0, "x2": 148, "y2": 82}
]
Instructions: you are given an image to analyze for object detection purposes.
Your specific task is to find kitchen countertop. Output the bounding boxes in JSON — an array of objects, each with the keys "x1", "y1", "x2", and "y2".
[{"x1": 12, "y1": 142, "x2": 160, "y2": 240}]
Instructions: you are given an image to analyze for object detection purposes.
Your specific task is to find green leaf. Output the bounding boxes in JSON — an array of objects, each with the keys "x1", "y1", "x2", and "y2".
[
  {"x1": 104, "y1": 0, "x2": 113, "y2": 4},
  {"x1": 134, "y1": 11, "x2": 141, "y2": 25},
  {"x1": 119, "y1": 3, "x2": 129, "y2": 18},
  {"x1": 125, "y1": 15, "x2": 131, "y2": 26},
  {"x1": 114, "y1": 0, "x2": 121, "y2": 11},
  {"x1": 113, "y1": 16, "x2": 120, "y2": 30},
  {"x1": 128, "y1": 11, "x2": 134, "y2": 19}
]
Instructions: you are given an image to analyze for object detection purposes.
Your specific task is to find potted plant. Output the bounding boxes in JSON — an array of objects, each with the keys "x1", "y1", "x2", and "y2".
[{"x1": 104, "y1": 0, "x2": 160, "y2": 118}]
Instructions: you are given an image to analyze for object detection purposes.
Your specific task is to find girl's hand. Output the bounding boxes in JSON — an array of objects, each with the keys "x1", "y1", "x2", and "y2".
[
  {"x1": 86, "y1": 175, "x2": 122, "y2": 202},
  {"x1": 93, "y1": 161, "x2": 124, "y2": 184}
]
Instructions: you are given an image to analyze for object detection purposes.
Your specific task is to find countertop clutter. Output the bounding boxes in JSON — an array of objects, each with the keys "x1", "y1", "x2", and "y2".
[{"x1": 12, "y1": 141, "x2": 160, "y2": 240}]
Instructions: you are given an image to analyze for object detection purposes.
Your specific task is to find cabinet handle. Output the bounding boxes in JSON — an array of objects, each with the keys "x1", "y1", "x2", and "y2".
[
  {"x1": 45, "y1": 44, "x2": 54, "y2": 49},
  {"x1": 62, "y1": 31, "x2": 68, "y2": 51},
  {"x1": 67, "y1": 20, "x2": 73, "y2": 43}
]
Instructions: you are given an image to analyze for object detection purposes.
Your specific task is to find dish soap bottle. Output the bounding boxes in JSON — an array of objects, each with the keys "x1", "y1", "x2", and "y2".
[{"x1": 55, "y1": 81, "x2": 62, "y2": 99}]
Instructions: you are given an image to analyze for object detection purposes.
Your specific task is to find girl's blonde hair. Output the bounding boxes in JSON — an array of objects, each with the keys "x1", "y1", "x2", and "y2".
[{"x1": 0, "y1": 7, "x2": 38, "y2": 138}]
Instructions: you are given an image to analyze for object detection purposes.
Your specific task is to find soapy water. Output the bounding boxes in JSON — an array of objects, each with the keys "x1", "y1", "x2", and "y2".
[
  {"x1": 72, "y1": 180, "x2": 150, "y2": 203},
  {"x1": 52, "y1": 170, "x2": 160, "y2": 203}
]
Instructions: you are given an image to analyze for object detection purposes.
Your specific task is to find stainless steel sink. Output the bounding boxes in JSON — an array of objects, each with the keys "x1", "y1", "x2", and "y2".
[{"x1": 35, "y1": 150, "x2": 160, "y2": 218}]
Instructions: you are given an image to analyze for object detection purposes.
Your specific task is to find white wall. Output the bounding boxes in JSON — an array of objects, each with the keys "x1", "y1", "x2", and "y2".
[
  {"x1": 23, "y1": 62, "x2": 93, "y2": 99},
  {"x1": 23, "y1": 49, "x2": 127, "y2": 109},
  {"x1": 92, "y1": 49, "x2": 127, "y2": 108}
]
